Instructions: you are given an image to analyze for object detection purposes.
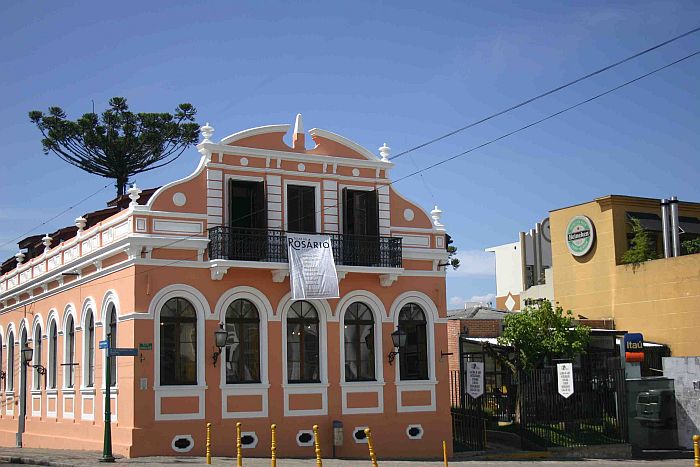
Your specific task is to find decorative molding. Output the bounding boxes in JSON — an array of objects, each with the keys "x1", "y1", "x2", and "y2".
[
  {"x1": 271, "y1": 269, "x2": 288, "y2": 283},
  {"x1": 379, "y1": 273, "x2": 399, "y2": 287}
]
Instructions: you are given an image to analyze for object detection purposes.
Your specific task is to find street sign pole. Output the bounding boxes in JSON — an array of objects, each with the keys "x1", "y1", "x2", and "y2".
[{"x1": 100, "y1": 331, "x2": 114, "y2": 463}]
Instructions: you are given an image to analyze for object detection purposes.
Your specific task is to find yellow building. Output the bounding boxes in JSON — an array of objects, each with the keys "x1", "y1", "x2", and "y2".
[{"x1": 550, "y1": 195, "x2": 700, "y2": 357}]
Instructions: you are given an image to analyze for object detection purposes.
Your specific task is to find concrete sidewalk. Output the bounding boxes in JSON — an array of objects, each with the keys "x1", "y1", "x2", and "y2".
[{"x1": 0, "y1": 447, "x2": 693, "y2": 467}]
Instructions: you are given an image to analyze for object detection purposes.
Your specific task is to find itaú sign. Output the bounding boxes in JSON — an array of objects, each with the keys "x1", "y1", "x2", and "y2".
[
  {"x1": 566, "y1": 215, "x2": 595, "y2": 257},
  {"x1": 624, "y1": 333, "x2": 645, "y2": 363}
]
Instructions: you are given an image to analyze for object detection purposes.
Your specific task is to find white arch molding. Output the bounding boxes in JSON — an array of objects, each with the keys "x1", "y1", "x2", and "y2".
[{"x1": 150, "y1": 284, "x2": 208, "y2": 421}]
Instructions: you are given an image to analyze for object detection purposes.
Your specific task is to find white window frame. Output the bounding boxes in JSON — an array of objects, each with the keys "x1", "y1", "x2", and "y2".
[{"x1": 283, "y1": 179, "x2": 322, "y2": 233}]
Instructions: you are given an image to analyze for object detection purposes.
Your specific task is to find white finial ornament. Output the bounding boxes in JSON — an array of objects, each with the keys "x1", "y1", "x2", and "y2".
[
  {"x1": 15, "y1": 251, "x2": 25, "y2": 264},
  {"x1": 200, "y1": 122, "x2": 214, "y2": 143},
  {"x1": 431, "y1": 205, "x2": 445, "y2": 231},
  {"x1": 42, "y1": 235, "x2": 52, "y2": 253},
  {"x1": 75, "y1": 217, "x2": 87, "y2": 232},
  {"x1": 294, "y1": 113, "x2": 304, "y2": 134},
  {"x1": 379, "y1": 143, "x2": 391, "y2": 162},
  {"x1": 128, "y1": 184, "x2": 142, "y2": 207}
]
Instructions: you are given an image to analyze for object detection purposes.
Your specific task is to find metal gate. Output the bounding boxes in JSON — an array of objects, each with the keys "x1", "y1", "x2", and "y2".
[{"x1": 450, "y1": 337, "x2": 486, "y2": 451}]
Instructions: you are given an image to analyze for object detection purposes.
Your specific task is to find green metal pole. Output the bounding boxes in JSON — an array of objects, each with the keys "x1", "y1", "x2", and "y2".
[{"x1": 100, "y1": 332, "x2": 115, "y2": 463}]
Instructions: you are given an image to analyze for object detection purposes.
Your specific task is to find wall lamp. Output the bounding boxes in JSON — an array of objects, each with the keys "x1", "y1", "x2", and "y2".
[
  {"x1": 211, "y1": 323, "x2": 229, "y2": 367},
  {"x1": 387, "y1": 329, "x2": 407, "y2": 365},
  {"x1": 22, "y1": 346, "x2": 46, "y2": 376}
]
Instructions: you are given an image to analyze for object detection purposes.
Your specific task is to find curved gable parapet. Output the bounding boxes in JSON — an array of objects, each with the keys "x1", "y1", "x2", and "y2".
[
  {"x1": 308, "y1": 128, "x2": 381, "y2": 162},
  {"x1": 221, "y1": 124, "x2": 292, "y2": 151},
  {"x1": 389, "y1": 187, "x2": 434, "y2": 230},
  {"x1": 147, "y1": 155, "x2": 209, "y2": 214}
]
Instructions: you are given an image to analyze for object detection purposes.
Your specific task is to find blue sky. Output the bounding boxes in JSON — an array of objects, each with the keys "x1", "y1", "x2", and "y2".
[{"x1": 1, "y1": 1, "x2": 699, "y2": 307}]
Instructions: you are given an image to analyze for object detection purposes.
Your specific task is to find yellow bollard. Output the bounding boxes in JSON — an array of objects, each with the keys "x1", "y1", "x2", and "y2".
[
  {"x1": 312, "y1": 424, "x2": 323, "y2": 466},
  {"x1": 236, "y1": 422, "x2": 243, "y2": 467},
  {"x1": 442, "y1": 440, "x2": 448, "y2": 466},
  {"x1": 270, "y1": 424, "x2": 277, "y2": 467},
  {"x1": 364, "y1": 428, "x2": 378, "y2": 467},
  {"x1": 206, "y1": 422, "x2": 212, "y2": 465},
  {"x1": 694, "y1": 434, "x2": 700, "y2": 467}
]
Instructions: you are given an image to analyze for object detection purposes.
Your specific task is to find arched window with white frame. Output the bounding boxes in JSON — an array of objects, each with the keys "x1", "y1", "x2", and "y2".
[
  {"x1": 160, "y1": 297, "x2": 198, "y2": 386},
  {"x1": 48, "y1": 320, "x2": 58, "y2": 389},
  {"x1": 286, "y1": 301, "x2": 320, "y2": 384},
  {"x1": 84, "y1": 310, "x2": 95, "y2": 388},
  {"x1": 33, "y1": 323, "x2": 43, "y2": 390},
  {"x1": 64, "y1": 315, "x2": 76, "y2": 389},
  {"x1": 224, "y1": 299, "x2": 260, "y2": 384},
  {"x1": 398, "y1": 303, "x2": 429, "y2": 381},
  {"x1": 343, "y1": 302, "x2": 375, "y2": 382},
  {"x1": 106, "y1": 304, "x2": 117, "y2": 387},
  {"x1": 6, "y1": 331, "x2": 14, "y2": 392}
]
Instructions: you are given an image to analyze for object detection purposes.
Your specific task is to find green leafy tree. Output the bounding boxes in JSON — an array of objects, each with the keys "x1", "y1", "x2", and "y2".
[
  {"x1": 29, "y1": 97, "x2": 200, "y2": 197},
  {"x1": 621, "y1": 217, "x2": 657, "y2": 265},
  {"x1": 445, "y1": 233, "x2": 460, "y2": 270},
  {"x1": 682, "y1": 237, "x2": 700, "y2": 254},
  {"x1": 486, "y1": 300, "x2": 590, "y2": 422}
]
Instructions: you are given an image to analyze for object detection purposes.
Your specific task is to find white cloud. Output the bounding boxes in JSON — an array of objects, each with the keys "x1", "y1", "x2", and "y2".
[
  {"x1": 450, "y1": 249, "x2": 495, "y2": 277},
  {"x1": 449, "y1": 293, "x2": 496, "y2": 309}
]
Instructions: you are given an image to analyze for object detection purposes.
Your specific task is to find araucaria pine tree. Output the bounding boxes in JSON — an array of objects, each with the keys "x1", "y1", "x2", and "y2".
[{"x1": 29, "y1": 97, "x2": 200, "y2": 197}]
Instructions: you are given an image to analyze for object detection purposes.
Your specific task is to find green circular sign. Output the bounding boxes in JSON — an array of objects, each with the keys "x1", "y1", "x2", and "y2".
[{"x1": 566, "y1": 215, "x2": 595, "y2": 256}]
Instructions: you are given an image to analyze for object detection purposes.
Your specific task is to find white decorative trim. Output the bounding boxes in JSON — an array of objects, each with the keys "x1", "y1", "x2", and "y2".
[
  {"x1": 240, "y1": 432, "x2": 259, "y2": 449},
  {"x1": 172, "y1": 192, "x2": 187, "y2": 206},
  {"x1": 171, "y1": 434, "x2": 195, "y2": 453},
  {"x1": 403, "y1": 209, "x2": 415, "y2": 222},
  {"x1": 81, "y1": 393, "x2": 95, "y2": 421},
  {"x1": 379, "y1": 273, "x2": 399, "y2": 288},
  {"x1": 31, "y1": 393, "x2": 42, "y2": 417},
  {"x1": 46, "y1": 393, "x2": 58, "y2": 418},
  {"x1": 406, "y1": 424, "x2": 425, "y2": 440},
  {"x1": 271, "y1": 269, "x2": 288, "y2": 283},
  {"x1": 352, "y1": 426, "x2": 370, "y2": 444},
  {"x1": 296, "y1": 429, "x2": 315, "y2": 447},
  {"x1": 308, "y1": 128, "x2": 380, "y2": 162},
  {"x1": 400, "y1": 235, "x2": 431, "y2": 247},
  {"x1": 283, "y1": 179, "x2": 322, "y2": 232},
  {"x1": 155, "y1": 385, "x2": 207, "y2": 421},
  {"x1": 220, "y1": 124, "x2": 291, "y2": 145},
  {"x1": 396, "y1": 382, "x2": 437, "y2": 413},
  {"x1": 152, "y1": 219, "x2": 203, "y2": 235}
]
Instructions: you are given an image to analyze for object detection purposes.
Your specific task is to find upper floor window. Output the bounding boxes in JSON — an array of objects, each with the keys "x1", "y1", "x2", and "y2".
[
  {"x1": 229, "y1": 180, "x2": 266, "y2": 230},
  {"x1": 85, "y1": 311, "x2": 95, "y2": 388},
  {"x1": 48, "y1": 321, "x2": 58, "y2": 389},
  {"x1": 342, "y1": 189, "x2": 378, "y2": 237},
  {"x1": 160, "y1": 297, "x2": 197, "y2": 386},
  {"x1": 287, "y1": 301, "x2": 320, "y2": 383},
  {"x1": 6, "y1": 332, "x2": 14, "y2": 392},
  {"x1": 33, "y1": 324, "x2": 43, "y2": 390},
  {"x1": 65, "y1": 316, "x2": 75, "y2": 388},
  {"x1": 287, "y1": 185, "x2": 316, "y2": 233},
  {"x1": 225, "y1": 299, "x2": 260, "y2": 384},
  {"x1": 398, "y1": 303, "x2": 429, "y2": 381},
  {"x1": 344, "y1": 302, "x2": 375, "y2": 382}
]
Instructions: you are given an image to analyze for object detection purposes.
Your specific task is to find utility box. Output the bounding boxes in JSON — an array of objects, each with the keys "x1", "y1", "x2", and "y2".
[
  {"x1": 635, "y1": 389, "x2": 676, "y2": 427},
  {"x1": 626, "y1": 377, "x2": 679, "y2": 452}
]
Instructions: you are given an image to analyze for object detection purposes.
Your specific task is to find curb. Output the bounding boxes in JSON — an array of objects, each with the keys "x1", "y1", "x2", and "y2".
[{"x1": 0, "y1": 455, "x2": 77, "y2": 467}]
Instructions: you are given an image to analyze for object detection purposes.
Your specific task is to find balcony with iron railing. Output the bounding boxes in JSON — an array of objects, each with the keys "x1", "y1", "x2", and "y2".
[{"x1": 208, "y1": 226, "x2": 402, "y2": 268}]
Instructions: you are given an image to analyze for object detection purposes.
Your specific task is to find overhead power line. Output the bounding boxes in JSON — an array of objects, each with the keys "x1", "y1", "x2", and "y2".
[
  {"x1": 72, "y1": 48, "x2": 700, "y2": 291},
  {"x1": 389, "y1": 26, "x2": 700, "y2": 161}
]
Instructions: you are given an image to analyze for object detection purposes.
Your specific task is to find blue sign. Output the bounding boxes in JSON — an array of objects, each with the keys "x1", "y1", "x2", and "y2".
[
  {"x1": 108, "y1": 347, "x2": 138, "y2": 357},
  {"x1": 624, "y1": 333, "x2": 644, "y2": 352},
  {"x1": 99, "y1": 340, "x2": 110, "y2": 349}
]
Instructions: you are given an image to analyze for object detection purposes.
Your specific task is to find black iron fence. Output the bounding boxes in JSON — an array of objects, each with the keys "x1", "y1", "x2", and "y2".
[
  {"x1": 208, "y1": 226, "x2": 402, "y2": 268},
  {"x1": 520, "y1": 366, "x2": 628, "y2": 449}
]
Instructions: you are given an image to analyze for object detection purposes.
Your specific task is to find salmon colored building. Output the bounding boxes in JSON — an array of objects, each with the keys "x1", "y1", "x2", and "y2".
[{"x1": 0, "y1": 115, "x2": 452, "y2": 459}]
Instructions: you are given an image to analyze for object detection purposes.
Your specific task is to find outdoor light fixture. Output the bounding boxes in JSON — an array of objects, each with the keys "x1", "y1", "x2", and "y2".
[
  {"x1": 387, "y1": 329, "x2": 406, "y2": 365},
  {"x1": 22, "y1": 346, "x2": 46, "y2": 375},
  {"x1": 212, "y1": 323, "x2": 229, "y2": 367}
]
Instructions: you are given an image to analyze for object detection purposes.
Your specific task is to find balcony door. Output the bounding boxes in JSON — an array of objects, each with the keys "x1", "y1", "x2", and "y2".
[
  {"x1": 228, "y1": 180, "x2": 267, "y2": 260},
  {"x1": 342, "y1": 189, "x2": 379, "y2": 265},
  {"x1": 287, "y1": 185, "x2": 317, "y2": 233}
]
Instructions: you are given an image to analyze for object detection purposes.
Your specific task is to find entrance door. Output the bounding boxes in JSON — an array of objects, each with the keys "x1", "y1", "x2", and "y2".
[
  {"x1": 452, "y1": 338, "x2": 486, "y2": 451},
  {"x1": 342, "y1": 189, "x2": 379, "y2": 266},
  {"x1": 228, "y1": 180, "x2": 267, "y2": 260}
]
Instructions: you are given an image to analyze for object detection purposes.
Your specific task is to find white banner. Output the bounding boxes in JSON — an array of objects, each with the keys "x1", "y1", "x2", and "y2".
[
  {"x1": 466, "y1": 361, "x2": 484, "y2": 399},
  {"x1": 287, "y1": 233, "x2": 340, "y2": 300},
  {"x1": 557, "y1": 363, "x2": 574, "y2": 399}
]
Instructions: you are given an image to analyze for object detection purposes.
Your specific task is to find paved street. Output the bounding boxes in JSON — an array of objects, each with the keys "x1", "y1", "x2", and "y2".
[{"x1": 0, "y1": 447, "x2": 694, "y2": 467}]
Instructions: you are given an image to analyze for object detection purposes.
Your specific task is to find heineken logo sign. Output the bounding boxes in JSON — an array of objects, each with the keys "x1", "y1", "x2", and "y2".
[{"x1": 566, "y1": 215, "x2": 595, "y2": 257}]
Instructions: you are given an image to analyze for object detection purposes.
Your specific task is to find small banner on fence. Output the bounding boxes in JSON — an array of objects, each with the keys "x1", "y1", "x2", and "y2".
[
  {"x1": 557, "y1": 362, "x2": 574, "y2": 398},
  {"x1": 287, "y1": 233, "x2": 340, "y2": 300},
  {"x1": 466, "y1": 361, "x2": 484, "y2": 399}
]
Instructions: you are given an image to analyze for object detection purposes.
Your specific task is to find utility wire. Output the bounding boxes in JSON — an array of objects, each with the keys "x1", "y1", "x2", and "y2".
[
  {"x1": 389, "y1": 26, "x2": 700, "y2": 161},
  {"x1": 56, "y1": 48, "x2": 700, "y2": 292},
  {"x1": 0, "y1": 183, "x2": 112, "y2": 251}
]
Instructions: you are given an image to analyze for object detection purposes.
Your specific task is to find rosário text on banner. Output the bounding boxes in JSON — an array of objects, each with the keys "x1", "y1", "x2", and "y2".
[{"x1": 287, "y1": 233, "x2": 340, "y2": 300}]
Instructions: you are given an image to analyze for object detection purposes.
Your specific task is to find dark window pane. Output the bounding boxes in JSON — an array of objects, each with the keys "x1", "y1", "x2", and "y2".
[
  {"x1": 288, "y1": 185, "x2": 316, "y2": 233},
  {"x1": 287, "y1": 301, "x2": 320, "y2": 383},
  {"x1": 344, "y1": 302, "x2": 375, "y2": 382},
  {"x1": 225, "y1": 299, "x2": 261, "y2": 383},
  {"x1": 160, "y1": 298, "x2": 198, "y2": 386},
  {"x1": 398, "y1": 303, "x2": 429, "y2": 381}
]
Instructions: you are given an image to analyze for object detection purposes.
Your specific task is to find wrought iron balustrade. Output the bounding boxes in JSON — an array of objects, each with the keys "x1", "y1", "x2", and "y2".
[{"x1": 208, "y1": 226, "x2": 402, "y2": 268}]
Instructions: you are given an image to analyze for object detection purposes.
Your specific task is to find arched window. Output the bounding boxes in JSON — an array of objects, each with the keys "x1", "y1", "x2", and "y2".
[
  {"x1": 224, "y1": 299, "x2": 260, "y2": 384},
  {"x1": 85, "y1": 311, "x2": 95, "y2": 388},
  {"x1": 0, "y1": 335, "x2": 3, "y2": 393},
  {"x1": 65, "y1": 315, "x2": 76, "y2": 388},
  {"x1": 6, "y1": 331, "x2": 14, "y2": 392},
  {"x1": 398, "y1": 303, "x2": 428, "y2": 381},
  {"x1": 287, "y1": 301, "x2": 320, "y2": 383},
  {"x1": 48, "y1": 321, "x2": 58, "y2": 389},
  {"x1": 160, "y1": 298, "x2": 197, "y2": 386},
  {"x1": 107, "y1": 305, "x2": 117, "y2": 387},
  {"x1": 344, "y1": 302, "x2": 375, "y2": 382},
  {"x1": 33, "y1": 324, "x2": 43, "y2": 390}
]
